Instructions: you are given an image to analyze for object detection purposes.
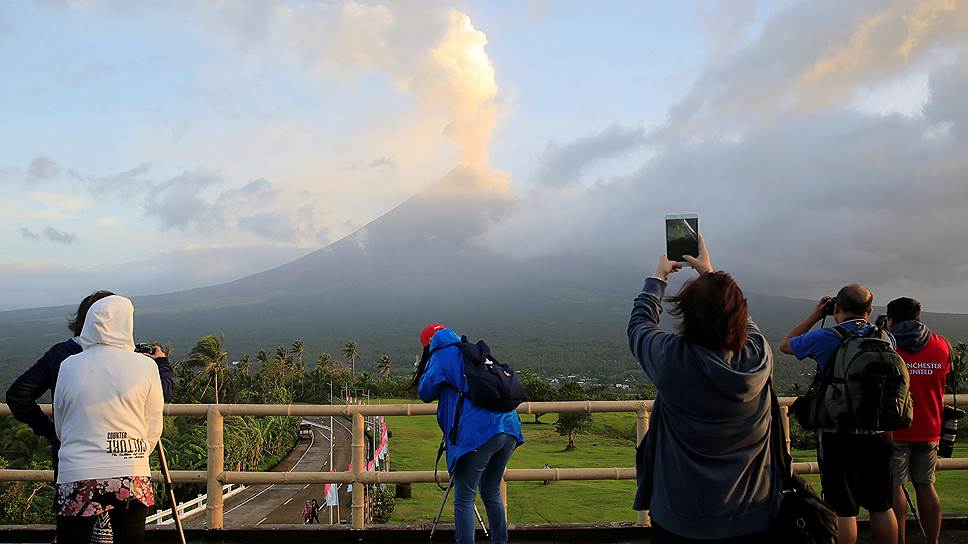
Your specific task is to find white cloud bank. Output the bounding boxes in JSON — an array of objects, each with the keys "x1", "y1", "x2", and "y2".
[{"x1": 479, "y1": 0, "x2": 968, "y2": 311}]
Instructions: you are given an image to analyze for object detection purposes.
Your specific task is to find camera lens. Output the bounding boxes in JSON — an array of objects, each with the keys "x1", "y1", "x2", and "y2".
[{"x1": 939, "y1": 406, "x2": 965, "y2": 459}]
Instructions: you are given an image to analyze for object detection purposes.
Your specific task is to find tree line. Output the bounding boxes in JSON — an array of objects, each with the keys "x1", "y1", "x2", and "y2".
[{"x1": 2, "y1": 337, "x2": 965, "y2": 523}]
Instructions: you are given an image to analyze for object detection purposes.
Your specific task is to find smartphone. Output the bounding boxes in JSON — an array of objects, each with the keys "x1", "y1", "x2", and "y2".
[{"x1": 665, "y1": 213, "x2": 699, "y2": 264}]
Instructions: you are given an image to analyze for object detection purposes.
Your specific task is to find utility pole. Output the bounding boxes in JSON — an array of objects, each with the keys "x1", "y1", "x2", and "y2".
[{"x1": 329, "y1": 381, "x2": 334, "y2": 525}]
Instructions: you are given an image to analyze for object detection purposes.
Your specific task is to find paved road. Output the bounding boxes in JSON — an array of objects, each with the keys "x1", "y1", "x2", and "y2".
[{"x1": 187, "y1": 415, "x2": 353, "y2": 528}]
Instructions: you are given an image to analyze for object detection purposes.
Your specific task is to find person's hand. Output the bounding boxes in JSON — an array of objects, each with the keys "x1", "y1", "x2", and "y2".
[
  {"x1": 654, "y1": 255, "x2": 682, "y2": 281},
  {"x1": 682, "y1": 235, "x2": 714, "y2": 275},
  {"x1": 810, "y1": 296, "x2": 833, "y2": 322},
  {"x1": 150, "y1": 346, "x2": 167, "y2": 359}
]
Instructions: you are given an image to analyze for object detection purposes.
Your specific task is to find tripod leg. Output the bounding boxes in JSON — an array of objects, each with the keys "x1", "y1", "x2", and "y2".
[
  {"x1": 156, "y1": 441, "x2": 188, "y2": 544},
  {"x1": 473, "y1": 504, "x2": 490, "y2": 540},
  {"x1": 903, "y1": 484, "x2": 927, "y2": 540},
  {"x1": 430, "y1": 479, "x2": 454, "y2": 542}
]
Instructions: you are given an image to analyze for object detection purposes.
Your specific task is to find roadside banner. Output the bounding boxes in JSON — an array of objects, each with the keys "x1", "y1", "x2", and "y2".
[{"x1": 324, "y1": 475, "x2": 339, "y2": 507}]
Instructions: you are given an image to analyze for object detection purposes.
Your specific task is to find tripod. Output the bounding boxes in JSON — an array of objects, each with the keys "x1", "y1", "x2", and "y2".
[
  {"x1": 429, "y1": 479, "x2": 490, "y2": 542},
  {"x1": 156, "y1": 441, "x2": 187, "y2": 544}
]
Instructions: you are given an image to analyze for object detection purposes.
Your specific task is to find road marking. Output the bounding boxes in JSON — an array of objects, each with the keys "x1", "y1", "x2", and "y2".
[
  {"x1": 220, "y1": 418, "x2": 353, "y2": 523},
  {"x1": 224, "y1": 428, "x2": 318, "y2": 516},
  {"x1": 284, "y1": 497, "x2": 293, "y2": 505}
]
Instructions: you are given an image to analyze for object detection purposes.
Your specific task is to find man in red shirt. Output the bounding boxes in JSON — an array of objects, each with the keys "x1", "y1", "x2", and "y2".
[{"x1": 888, "y1": 297, "x2": 952, "y2": 544}]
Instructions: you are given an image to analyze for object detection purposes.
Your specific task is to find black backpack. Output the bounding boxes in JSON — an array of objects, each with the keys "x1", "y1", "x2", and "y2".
[
  {"x1": 432, "y1": 336, "x2": 527, "y2": 483},
  {"x1": 792, "y1": 324, "x2": 913, "y2": 433}
]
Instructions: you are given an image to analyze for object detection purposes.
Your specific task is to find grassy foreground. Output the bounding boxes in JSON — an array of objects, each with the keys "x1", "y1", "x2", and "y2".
[{"x1": 381, "y1": 400, "x2": 968, "y2": 524}]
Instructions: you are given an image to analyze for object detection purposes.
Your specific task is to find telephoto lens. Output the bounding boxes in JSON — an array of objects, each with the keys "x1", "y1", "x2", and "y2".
[{"x1": 939, "y1": 405, "x2": 966, "y2": 458}]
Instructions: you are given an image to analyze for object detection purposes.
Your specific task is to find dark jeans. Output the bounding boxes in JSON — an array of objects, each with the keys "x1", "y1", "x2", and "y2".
[
  {"x1": 651, "y1": 520, "x2": 770, "y2": 543},
  {"x1": 56, "y1": 501, "x2": 148, "y2": 544},
  {"x1": 452, "y1": 433, "x2": 517, "y2": 544}
]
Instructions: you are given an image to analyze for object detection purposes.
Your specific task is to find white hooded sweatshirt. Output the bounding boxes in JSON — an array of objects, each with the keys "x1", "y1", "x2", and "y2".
[{"x1": 53, "y1": 295, "x2": 164, "y2": 483}]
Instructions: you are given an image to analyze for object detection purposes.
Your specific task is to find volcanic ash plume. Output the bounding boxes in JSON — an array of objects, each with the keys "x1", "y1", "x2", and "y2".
[{"x1": 413, "y1": 9, "x2": 499, "y2": 171}]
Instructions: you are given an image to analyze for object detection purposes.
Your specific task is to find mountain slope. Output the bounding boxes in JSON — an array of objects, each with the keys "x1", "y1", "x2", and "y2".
[{"x1": 2, "y1": 167, "x2": 967, "y2": 389}]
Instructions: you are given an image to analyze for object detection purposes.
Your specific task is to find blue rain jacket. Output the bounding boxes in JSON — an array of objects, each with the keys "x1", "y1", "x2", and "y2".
[{"x1": 418, "y1": 328, "x2": 524, "y2": 473}]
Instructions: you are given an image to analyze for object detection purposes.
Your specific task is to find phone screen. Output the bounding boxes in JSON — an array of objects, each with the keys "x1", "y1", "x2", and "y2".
[{"x1": 666, "y1": 216, "x2": 699, "y2": 263}]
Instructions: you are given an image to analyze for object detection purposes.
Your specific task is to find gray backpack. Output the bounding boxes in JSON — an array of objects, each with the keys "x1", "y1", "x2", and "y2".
[{"x1": 824, "y1": 324, "x2": 913, "y2": 432}]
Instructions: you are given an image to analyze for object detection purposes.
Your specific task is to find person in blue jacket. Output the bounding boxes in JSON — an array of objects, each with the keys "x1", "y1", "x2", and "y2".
[{"x1": 413, "y1": 323, "x2": 524, "y2": 544}]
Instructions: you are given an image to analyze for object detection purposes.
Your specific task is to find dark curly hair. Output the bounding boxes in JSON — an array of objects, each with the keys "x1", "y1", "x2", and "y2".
[
  {"x1": 668, "y1": 272, "x2": 749, "y2": 353},
  {"x1": 67, "y1": 290, "x2": 116, "y2": 336}
]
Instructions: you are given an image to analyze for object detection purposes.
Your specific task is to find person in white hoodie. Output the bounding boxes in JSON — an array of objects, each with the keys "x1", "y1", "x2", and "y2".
[{"x1": 53, "y1": 295, "x2": 164, "y2": 544}]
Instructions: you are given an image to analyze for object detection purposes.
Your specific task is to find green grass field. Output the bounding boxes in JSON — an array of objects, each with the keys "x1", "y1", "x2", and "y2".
[{"x1": 380, "y1": 400, "x2": 968, "y2": 524}]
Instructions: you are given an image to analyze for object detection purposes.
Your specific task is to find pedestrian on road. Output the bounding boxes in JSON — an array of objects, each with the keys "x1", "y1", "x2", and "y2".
[
  {"x1": 303, "y1": 501, "x2": 312, "y2": 524},
  {"x1": 311, "y1": 498, "x2": 321, "y2": 524}
]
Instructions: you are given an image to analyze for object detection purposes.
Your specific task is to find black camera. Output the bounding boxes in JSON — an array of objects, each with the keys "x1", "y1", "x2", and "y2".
[
  {"x1": 134, "y1": 343, "x2": 155, "y2": 355},
  {"x1": 823, "y1": 297, "x2": 838, "y2": 316},
  {"x1": 939, "y1": 405, "x2": 966, "y2": 458},
  {"x1": 875, "y1": 314, "x2": 889, "y2": 329}
]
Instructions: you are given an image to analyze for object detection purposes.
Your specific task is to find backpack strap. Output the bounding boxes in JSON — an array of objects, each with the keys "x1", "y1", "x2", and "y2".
[
  {"x1": 832, "y1": 325, "x2": 853, "y2": 344},
  {"x1": 450, "y1": 393, "x2": 466, "y2": 443},
  {"x1": 767, "y1": 377, "x2": 795, "y2": 486}
]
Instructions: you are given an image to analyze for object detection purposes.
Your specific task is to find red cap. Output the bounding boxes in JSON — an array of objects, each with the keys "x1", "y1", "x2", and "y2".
[{"x1": 420, "y1": 323, "x2": 446, "y2": 347}]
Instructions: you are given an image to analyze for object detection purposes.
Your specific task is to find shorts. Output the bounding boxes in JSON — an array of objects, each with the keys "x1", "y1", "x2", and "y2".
[
  {"x1": 818, "y1": 432, "x2": 894, "y2": 517},
  {"x1": 893, "y1": 441, "x2": 939, "y2": 486}
]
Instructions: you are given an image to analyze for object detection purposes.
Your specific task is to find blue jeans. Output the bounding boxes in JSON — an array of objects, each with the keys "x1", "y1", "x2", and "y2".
[{"x1": 452, "y1": 433, "x2": 516, "y2": 544}]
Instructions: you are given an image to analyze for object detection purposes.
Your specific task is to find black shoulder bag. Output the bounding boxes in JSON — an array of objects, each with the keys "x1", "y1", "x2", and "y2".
[{"x1": 768, "y1": 378, "x2": 839, "y2": 543}]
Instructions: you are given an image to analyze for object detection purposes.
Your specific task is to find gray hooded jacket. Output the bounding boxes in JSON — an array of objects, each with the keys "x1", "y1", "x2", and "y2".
[{"x1": 628, "y1": 277, "x2": 780, "y2": 539}]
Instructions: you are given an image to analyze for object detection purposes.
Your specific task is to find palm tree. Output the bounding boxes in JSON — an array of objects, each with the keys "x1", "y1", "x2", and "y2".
[
  {"x1": 291, "y1": 341, "x2": 306, "y2": 396},
  {"x1": 377, "y1": 355, "x2": 393, "y2": 380},
  {"x1": 343, "y1": 340, "x2": 360, "y2": 377},
  {"x1": 237, "y1": 354, "x2": 251, "y2": 376},
  {"x1": 291, "y1": 340, "x2": 305, "y2": 369},
  {"x1": 185, "y1": 334, "x2": 229, "y2": 403}
]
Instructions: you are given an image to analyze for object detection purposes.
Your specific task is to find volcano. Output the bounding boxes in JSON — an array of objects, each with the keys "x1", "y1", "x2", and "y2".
[{"x1": 3, "y1": 167, "x2": 967, "y2": 388}]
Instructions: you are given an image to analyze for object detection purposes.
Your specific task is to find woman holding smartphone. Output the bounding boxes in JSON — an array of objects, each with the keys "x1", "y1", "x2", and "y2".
[{"x1": 628, "y1": 236, "x2": 780, "y2": 543}]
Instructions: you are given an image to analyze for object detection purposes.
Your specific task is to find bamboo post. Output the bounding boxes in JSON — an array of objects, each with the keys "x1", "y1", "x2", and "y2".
[
  {"x1": 635, "y1": 405, "x2": 650, "y2": 527},
  {"x1": 351, "y1": 411, "x2": 366, "y2": 530},
  {"x1": 781, "y1": 406, "x2": 792, "y2": 454},
  {"x1": 206, "y1": 404, "x2": 224, "y2": 529}
]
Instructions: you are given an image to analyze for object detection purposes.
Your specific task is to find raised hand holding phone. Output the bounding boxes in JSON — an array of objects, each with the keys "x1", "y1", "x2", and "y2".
[
  {"x1": 654, "y1": 255, "x2": 682, "y2": 281},
  {"x1": 682, "y1": 235, "x2": 714, "y2": 275}
]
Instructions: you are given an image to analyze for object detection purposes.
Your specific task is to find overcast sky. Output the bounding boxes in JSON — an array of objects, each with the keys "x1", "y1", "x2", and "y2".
[{"x1": 1, "y1": 0, "x2": 967, "y2": 312}]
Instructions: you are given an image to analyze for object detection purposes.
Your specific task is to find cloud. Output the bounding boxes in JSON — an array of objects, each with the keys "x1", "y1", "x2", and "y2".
[
  {"x1": 0, "y1": 244, "x2": 310, "y2": 311},
  {"x1": 369, "y1": 157, "x2": 397, "y2": 172},
  {"x1": 43, "y1": 226, "x2": 79, "y2": 244},
  {"x1": 658, "y1": 0, "x2": 968, "y2": 140},
  {"x1": 534, "y1": 125, "x2": 645, "y2": 187},
  {"x1": 143, "y1": 169, "x2": 225, "y2": 232},
  {"x1": 85, "y1": 163, "x2": 152, "y2": 198},
  {"x1": 27, "y1": 191, "x2": 94, "y2": 212},
  {"x1": 481, "y1": 2, "x2": 968, "y2": 312},
  {"x1": 272, "y1": 3, "x2": 500, "y2": 172},
  {"x1": 19, "y1": 226, "x2": 79, "y2": 244},
  {"x1": 238, "y1": 212, "x2": 297, "y2": 242},
  {"x1": 19, "y1": 227, "x2": 42, "y2": 241},
  {"x1": 27, "y1": 156, "x2": 60, "y2": 181}
]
